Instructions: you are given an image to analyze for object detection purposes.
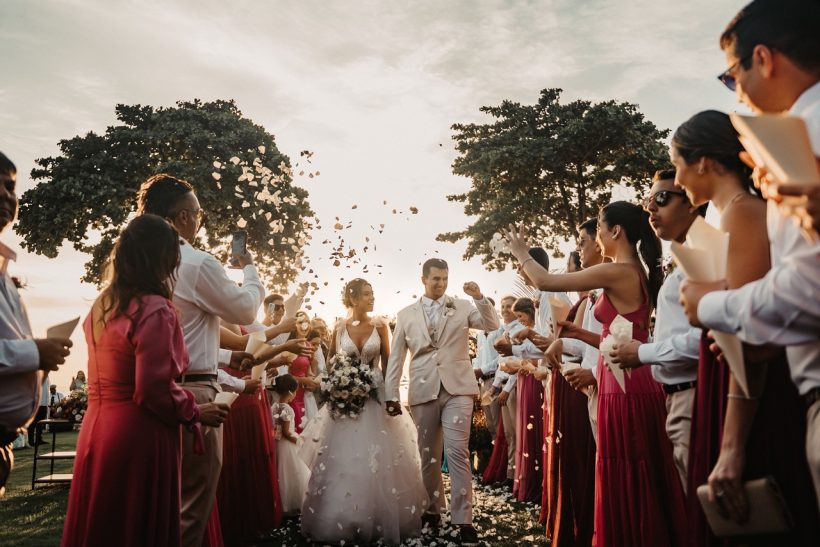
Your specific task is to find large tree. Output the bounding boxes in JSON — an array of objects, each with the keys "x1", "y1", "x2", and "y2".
[
  {"x1": 18, "y1": 99, "x2": 315, "y2": 288},
  {"x1": 438, "y1": 88, "x2": 669, "y2": 269}
]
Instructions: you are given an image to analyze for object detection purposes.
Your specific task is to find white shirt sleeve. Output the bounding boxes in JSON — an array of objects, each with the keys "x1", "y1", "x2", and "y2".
[
  {"x1": 638, "y1": 327, "x2": 701, "y2": 366},
  {"x1": 0, "y1": 339, "x2": 40, "y2": 376},
  {"x1": 502, "y1": 372, "x2": 517, "y2": 393},
  {"x1": 217, "y1": 369, "x2": 246, "y2": 393},
  {"x1": 193, "y1": 258, "x2": 265, "y2": 326},
  {"x1": 511, "y1": 339, "x2": 545, "y2": 360}
]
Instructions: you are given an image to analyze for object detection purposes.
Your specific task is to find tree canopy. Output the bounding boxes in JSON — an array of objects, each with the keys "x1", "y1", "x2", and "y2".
[
  {"x1": 438, "y1": 88, "x2": 669, "y2": 269},
  {"x1": 18, "y1": 99, "x2": 315, "y2": 288}
]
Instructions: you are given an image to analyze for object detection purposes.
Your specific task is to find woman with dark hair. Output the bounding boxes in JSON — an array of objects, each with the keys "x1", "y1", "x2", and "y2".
[
  {"x1": 62, "y1": 215, "x2": 229, "y2": 547},
  {"x1": 501, "y1": 297, "x2": 543, "y2": 503},
  {"x1": 505, "y1": 202, "x2": 686, "y2": 546},
  {"x1": 671, "y1": 110, "x2": 819, "y2": 546}
]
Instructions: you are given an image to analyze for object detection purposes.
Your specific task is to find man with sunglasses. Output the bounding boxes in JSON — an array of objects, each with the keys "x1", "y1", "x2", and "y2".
[
  {"x1": 611, "y1": 169, "x2": 707, "y2": 490},
  {"x1": 137, "y1": 173, "x2": 264, "y2": 547},
  {"x1": 679, "y1": 0, "x2": 820, "y2": 508}
]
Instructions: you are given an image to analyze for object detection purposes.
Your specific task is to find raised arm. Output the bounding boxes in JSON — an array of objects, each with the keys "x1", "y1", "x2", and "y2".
[{"x1": 194, "y1": 255, "x2": 264, "y2": 325}]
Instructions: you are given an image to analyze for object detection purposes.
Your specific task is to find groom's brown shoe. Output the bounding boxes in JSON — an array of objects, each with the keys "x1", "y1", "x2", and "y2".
[
  {"x1": 421, "y1": 512, "x2": 441, "y2": 530},
  {"x1": 458, "y1": 525, "x2": 479, "y2": 546}
]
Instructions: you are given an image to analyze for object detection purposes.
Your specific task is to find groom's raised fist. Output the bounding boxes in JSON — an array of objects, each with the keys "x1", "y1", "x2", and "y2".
[{"x1": 463, "y1": 282, "x2": 483, "y2": 300}]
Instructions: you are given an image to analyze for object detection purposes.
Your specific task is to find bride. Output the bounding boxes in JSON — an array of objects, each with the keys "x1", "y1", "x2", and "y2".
[{"x1": 300, "y1": 278, "x2": 428, "y2": 545}]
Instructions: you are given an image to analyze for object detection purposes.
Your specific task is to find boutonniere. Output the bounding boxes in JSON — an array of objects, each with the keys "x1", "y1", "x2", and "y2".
[
  {"x1": 11, "y1": 276, "x2": 26, "y2": 290},
  {"x1": 661, "y1": 256, "x2": 676, "y2": 280},
  {"x1": 444, "y1": 297, "x2": 456, "y2": 317},
  {"x1": 588, "y1": 290, "x2": 599, "y2": 305}
]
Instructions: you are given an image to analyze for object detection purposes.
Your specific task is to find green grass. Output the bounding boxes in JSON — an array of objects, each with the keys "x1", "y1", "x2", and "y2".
[
  {"x1": 0, "y1": 430, "x2": 77, "y2": 547},
  {"x1": 0, "y1": 431, "x2": 550, "y2": 546}
]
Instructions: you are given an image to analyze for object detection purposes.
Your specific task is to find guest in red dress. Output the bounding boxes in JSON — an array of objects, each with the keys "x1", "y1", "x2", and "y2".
[
  {"x1": 507, "y1": 298, "x2": 544, "y2": 504},
  {"x1": 62, "y1": 215, "x2": 229, "y2": 547},
  {"x1": 672, "y1": 111, "x2": 820, "y2": 546},
  {"x1": 506, "y1": 201, "x2": 687, "y2": 546},
  {"x1": 286, "y1": 311, "x2": 319, "y2": 433}
]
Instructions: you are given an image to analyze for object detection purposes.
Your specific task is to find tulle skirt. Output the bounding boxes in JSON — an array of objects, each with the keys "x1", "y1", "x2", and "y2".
[
  {"x1": 277, "y1": 438, "x2": 311, "y2": 515},
  {"x1": 300, "y1": 397, "x2": 428, "y2": 545}
]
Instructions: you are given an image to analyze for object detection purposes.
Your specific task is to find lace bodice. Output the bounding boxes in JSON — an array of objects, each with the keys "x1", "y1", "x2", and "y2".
[{"x1": 337, "y1": 323, "x2": 382, "y2": 367}]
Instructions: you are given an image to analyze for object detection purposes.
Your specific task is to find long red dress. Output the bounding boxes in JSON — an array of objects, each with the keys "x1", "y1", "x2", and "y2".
[
  {"x1": 62, "y1": 296, "x2": 201, "y2": 547},
  {"x1": 541, "y1": 298, "x2": 595, "y2": 547},
  {"x1": 482, "y1": 418, "x2": 508, "y2": 485},
  {"x1": 593, "y1": 281, "x2": 687, "y2": 546},
  {"x1": 687, "y1": 337, "x2": 820, "y2": 546},
  {"x1": 216, "y1": 367, "x2": 283, "y2": 545},
  {"x1": 513, "y1": 373, "x2": 544, "y2": 503},
  {"x1": 289, "y1": 355, "x2": 311, "y2": 433}
]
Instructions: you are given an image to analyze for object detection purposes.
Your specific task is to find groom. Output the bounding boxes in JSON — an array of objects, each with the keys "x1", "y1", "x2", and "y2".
[{"x1": 385, "y1": 258, "x2": 499, "y2": 546}]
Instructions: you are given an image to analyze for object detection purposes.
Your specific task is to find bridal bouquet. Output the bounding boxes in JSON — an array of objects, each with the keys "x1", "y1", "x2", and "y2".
[{"x1": 321, "y1": 351, "x2": 379, "y2": 420}]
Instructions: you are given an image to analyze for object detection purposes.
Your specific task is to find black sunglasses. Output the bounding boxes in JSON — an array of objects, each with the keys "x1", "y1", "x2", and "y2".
[
  {"x1": 642, "y1": 190, "x2": 688, "y2": 209},
  {"x1": 717, "y1": 53, "x2": 753, "y2": 91}
]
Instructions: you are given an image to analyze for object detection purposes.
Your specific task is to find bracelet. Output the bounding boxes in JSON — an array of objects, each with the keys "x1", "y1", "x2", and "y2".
[
  {"x1": 521, "y1": 257, "x2": 535, "y2": 267},
  {"x1": 727, "y1": 393, "x2": 757, "y2": 400}
]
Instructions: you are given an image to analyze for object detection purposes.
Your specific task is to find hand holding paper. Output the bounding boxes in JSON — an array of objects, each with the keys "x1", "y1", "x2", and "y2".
[
  {"x1": 671, "y1": 217, "x2": 749, "y2": 396},
  {"x1": 245, "y1": 331, "x2": 268, "y2": 382},
  {"x1": 47, "y1": 317, "x2": 81, "y2": 340},
  {"x1": 600, "y1": 314, "x2": 632, "y2": 393},
  {"x1": 214, "y1": 392, "x2": 239, "y2": 407}
]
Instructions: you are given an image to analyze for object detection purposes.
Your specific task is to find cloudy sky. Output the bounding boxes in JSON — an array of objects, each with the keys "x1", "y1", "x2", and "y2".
[{"x1": 1, "y1": 0, "x2": 747, "y2": 389}]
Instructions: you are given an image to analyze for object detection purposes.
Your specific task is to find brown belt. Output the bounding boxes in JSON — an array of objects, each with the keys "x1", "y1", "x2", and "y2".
[{"x1": 176, "y1": 373, "x2": 218, "y2": 383}]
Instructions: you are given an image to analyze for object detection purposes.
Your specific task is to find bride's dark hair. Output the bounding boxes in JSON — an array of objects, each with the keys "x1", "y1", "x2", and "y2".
[{"x1": 342, "y1": 278, "x2": 371, "y2": 308}]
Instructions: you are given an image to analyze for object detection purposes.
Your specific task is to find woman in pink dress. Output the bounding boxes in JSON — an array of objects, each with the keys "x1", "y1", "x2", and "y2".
[
  {"x1": 62, "y1": 215, "x2": 228, "y2": 547},
  {"x1": 506, "y1": 201, "x2": 687, "y2": 546},
  {"x1": 287, "y1": 311, "x2": 319, "y2": 433}
]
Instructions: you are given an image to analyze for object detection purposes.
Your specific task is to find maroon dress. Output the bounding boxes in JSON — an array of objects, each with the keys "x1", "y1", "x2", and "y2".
[
  {"x1": 482, "y1": 418, "x2": 508, "y2": 485},
  {"x1": 687, "y1": 337, "x2": 820, "y2": 546},
  {"x1": 62, "y1": 297, "x2": 201, "y2": 547},
  {"x1": 593, "y1": 281, "x2": 687, "y2": 546},
  {"x1": 289, "y1": 355, "x2": 311, "y2": 433},
  {"x1": 513, "y1": 373, "x2": 544, "y2": 503},
  {"x1": 541, "y1": 298, "x2": 596, "y2": 547},
  {"x1": 216, "y1": 368, "x2": 283, "y2": 545}
]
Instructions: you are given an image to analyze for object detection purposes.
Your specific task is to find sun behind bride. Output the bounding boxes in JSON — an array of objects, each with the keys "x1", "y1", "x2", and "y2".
[{"x1": 299, "y1": 278, "x2": 428, "y2": 545}]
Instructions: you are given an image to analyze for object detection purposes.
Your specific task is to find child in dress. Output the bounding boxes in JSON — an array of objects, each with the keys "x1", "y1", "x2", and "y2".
[{"x1": 269, "y1": 374, "x2": 311, "y2": 515}]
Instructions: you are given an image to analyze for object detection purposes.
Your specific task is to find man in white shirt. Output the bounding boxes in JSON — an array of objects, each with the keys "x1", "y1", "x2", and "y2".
[
  {"x1": 0, "y1": 151, "x2": 73, "y2": 496},
  {"x1": 137, "y1": 173, "x2": 264, "y2": 547},
  {"x1": 611, "y1": 170, "x2": 705, "y2": 489},
  {"x1": 472, "y1": 297, "x2": 509, "y2": 443},
  {"x1": 678, "y1": 0, "x2": 820, "y2": 507},
  {"x1": 486, "y1": 298, "x2": 519, "y2": 483}
]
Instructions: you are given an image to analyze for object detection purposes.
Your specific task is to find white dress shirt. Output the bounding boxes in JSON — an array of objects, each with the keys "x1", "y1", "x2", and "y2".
[
  {"x1": 492, "y1": 320, "x2": 524, "y2": 393},
  {"x1": 472, "y1": 330, "x2": 500, "y2": 376},
  {"x1": 173, "y1": 239, "x2": 264, "y2": 375},
  {"x1": 0, "y1": 243, "x2": 41, "y2": 431},
  {"x1": 639, "y1": 269, "x2": 700, "y2": 385},
  {"x1": 421, "y1": 294, "x2": 446, "y2": 332},
  {"x1": 697, "y1": 81, "x2": 820, "y2": 395},
  {"x1": 536, "y1": 290, "x2": 572, "y2": 336},
  {"x1": 562, "y1": 292, "x2": 603, "y2": 378}
]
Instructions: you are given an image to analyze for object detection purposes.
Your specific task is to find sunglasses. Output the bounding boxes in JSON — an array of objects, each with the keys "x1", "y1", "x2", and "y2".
[
  {"x1": 642, "y1": 190, "x2": 688, "y2": 209},
  {"x1": 717, "y1": 53, "x2": 752, "y2": 91},
  {"x1": 267, "y1": 303, "x2": 285, "y2": 313}
]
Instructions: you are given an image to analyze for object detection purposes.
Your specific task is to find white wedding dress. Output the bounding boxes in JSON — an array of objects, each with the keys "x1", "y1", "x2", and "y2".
[{"x1": 300, "y1": 325, "x2": 428, "y2": 545}]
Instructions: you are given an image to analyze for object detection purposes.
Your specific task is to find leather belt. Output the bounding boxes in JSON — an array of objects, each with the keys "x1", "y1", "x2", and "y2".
[
  {"x1": 176, "y1": 373, "x2": 218, "y2": 383},
  {"x1": 480, "y1": 372, "x2": 496, "y2": 380},
  {"x1": 663, "y1": 380, "x2": 697, "y2": 395},
  {"x1": 803, "y1": 387, "x2": 820, "y2": 409}
]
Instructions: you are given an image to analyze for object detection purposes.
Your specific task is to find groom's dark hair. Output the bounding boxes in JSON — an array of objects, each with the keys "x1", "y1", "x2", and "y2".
[
  {"x1": 528, "y1": 247, "x2": 549, "y2": 270},
  {"x1": 422, "y1": 258, "x2": 448, "y2": 277}
]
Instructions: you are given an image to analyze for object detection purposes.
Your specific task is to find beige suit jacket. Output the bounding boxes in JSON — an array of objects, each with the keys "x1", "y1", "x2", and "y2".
[{"x1": 385, "y1": 296, "x2": 499, "y2": 406}]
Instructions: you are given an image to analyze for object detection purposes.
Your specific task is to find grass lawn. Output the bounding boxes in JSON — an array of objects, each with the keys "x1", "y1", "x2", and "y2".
[
  {"x1": 0, "y1": 430, "x2": 77, "y2": 547},
  {"x1": 0, "y1": 430, "x2": 550, "y2": 546}
]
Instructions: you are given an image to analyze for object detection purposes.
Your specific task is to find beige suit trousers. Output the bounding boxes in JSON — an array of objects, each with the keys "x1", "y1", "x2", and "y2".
[
  {"x1": 180, "y1": 381, "x2": 223, "y2": 547},
  {"x1": 410, "y1": 384, "x2": 475, "y2": 525},
  {"x1": 499, "y1": 386, "x2": 517, "y2": 479},
  {"x1": 664, "y1": 387, "x2": 696, "y2": 492},
  {"x1": 479, "y1": 378, "x2": 500, "y2": 442}
]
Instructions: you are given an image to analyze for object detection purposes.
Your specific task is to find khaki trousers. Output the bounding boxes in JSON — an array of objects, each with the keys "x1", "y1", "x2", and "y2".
[
  {"x1": 410, "y1": 385, "x2": 475, "y2": 525},
  {"x1": 479, "y1": 378, "x2": 500, "y2": 442},
  {"x1": 499, "y1": 386, "x2": 517, "y2": 479},
  {"x1": 180, "y1": 381, "x2": 223, "y2": 547},
  {"x1": 807, "y1": 399, "x2": 820, "y2": 515},
  {"x1": 665, "y1": 387, "x2": 696, "y2": 492}
]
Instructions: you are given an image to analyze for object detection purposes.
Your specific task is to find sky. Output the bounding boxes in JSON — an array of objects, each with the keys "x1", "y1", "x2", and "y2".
[{"x1": 0, "y1": 0, "x2": 748, "y2": 390}]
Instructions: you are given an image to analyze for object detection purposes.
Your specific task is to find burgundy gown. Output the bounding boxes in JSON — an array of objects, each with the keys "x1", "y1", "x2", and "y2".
[
  {"x1": 62, "y1": 296, "x2": 201, "y2": 547},
  {"x1": 289, "y1": 355, "x2": 311, "y2": 433},
  {"x1": 687, "y1": 337, "x2": 820, "y2": 546},
  {"x1": 482, "y1": 418, "x2": 508, "y2": 485},
  {"x1": 593, "y1": 280, "x2": 687, "y2": 546},
  {"x1": 216, "y1": 367, "x2": 283, "y2": 545},
  {"x1": 512, "y1": 373, "x2": 544, "y2": 503}
]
